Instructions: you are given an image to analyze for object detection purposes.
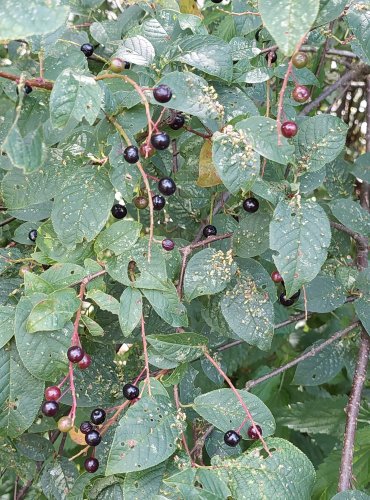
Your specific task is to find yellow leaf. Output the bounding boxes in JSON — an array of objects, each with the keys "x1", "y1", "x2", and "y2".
[
  {"x1": 197, "y1": 140, "x2": 222, "y2": 188},
  {"x1": 69, "y1": 426, "x2": 87, "y2": 446},
  {"x1": 179, "y1": 0, "x2": 202, "y2": 16}
]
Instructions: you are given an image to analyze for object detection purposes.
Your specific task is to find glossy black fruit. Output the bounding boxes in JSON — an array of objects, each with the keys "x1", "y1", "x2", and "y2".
[
  {"x1": 152, "y1": 195, "x2": 166, "y2": 211},
  {"x1": 41, "y1": 401, "x2": 59, "y2": 417},
  {"x1": 85, "y1": 430, "x2": 101, "y2": 446},
  {"x1": 265, "y1": 51, "x2": 277, "y2": 64},
  {"x1": 211, "y1": 0, "x2": 223, "y2": 3},
  {"x1": 84, "y1": 457, "x2": 99, "y2": 473},
  {"x1": 67, "y1": 346, "x2": 85, "y2": 363},
  {"x1": 24, "y1": 84, "x2": 33, "y2": 94},
  {"x1": 224, "y1": 430, "x2": 241, "y2": 447},
  {"x1": 162, "y1": 238, "x2": 175, "y2": 251},
  {"x1": 243, "y1": 197, "x2": 259, "y2": 213},
  {"x1": 90, "y1": 408, "x2": 106, "y2": 425},
  {"x1": 123, "y1": 145, "x2": 139, "y2": 164},
  {"x1": 28, "y1": 229, "x2": 37, "y2": 242},
  {"x1": 153, "y1": 84, "x2": 172, "y2": 103},
  {"x1": 151, "y1": 132, "x2": 170, "y2": 150},
  {"x1": 124, "y1": 61, "x2": 131, "y2": 69},
  {"x1": 158, "y1": 177, "x2": 176, "y2": 196},
  {"x1": 81, "y1": 43, "x2": 94, "y2": 57},
  {"x1": 247, "y1": 424, "x2": 262, "y2": 440},
  {"x1": 169, "y1": 113, "x2": 185, "y2": 130},
  {"x1": 203, "y1": 225, "x2": 217, "y2": 238},
  {"x1": 279, "y1": 293, "x2": 295, "y2": 307},
  {"x1": 111, "y1": 204, "x2": 127, "y2": 219},
  {"x1": 80, "y1": 421, "x2": 93, "y2": 434},
  {"x1": 123, "y1": 383, "x2": 139, "y2": 400}
]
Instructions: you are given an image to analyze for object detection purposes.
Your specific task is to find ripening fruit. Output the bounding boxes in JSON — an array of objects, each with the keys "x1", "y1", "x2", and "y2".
[
  {"x1": 78, "y1": 353, "x2": 92, "y2": 369},
  {"x1": 224, "y1": 430, "x2": 241, "y2": 447},
  {"x1": 58, "y1": 416, "x2": 73, "y2": 433},
  {"x1": 139, "y1": 142, "x2": 155, "y2": 159},
  {"x1": 292, "y1": 52, "x2": 308, "y2": 69},
  {"x1": 271, "y1": 271, "x2": 283, "y2": 283},
  {"x1": 80, "y1": 43, "x2": 94, "y2": 57},
  {"x1": 265, "y1": 51, "x2": 277, "y2": 64},
  {"x1": 134, "y1": 196, "x2": 149, "y2": 209},
  {"x1": 247, "y1": 424, "x2": 262, "y2": 440},
  {"x1": 109, "y1": 57, "x2": 125, "y2": 73},
  {"x1": 45, "y1": 386, "x2": 61, "y2": 401},
  {"x1": 153, "y1": 84, "x2": 172, "y2": 103},
  {"x1": 292, "y1": 85, "x2": 310, "y2": 103},
  {"x1": 162, "y1": 238, "x2": 175, "y2": 251},
  {"x1": 281, "y1": 121, "x2": 298, "y2": 138},
  {"x1": 123, "y1": 383, "x2": 140, "y2": 400},
  {"x1": 203, "y1": 225, "x2": 217, "y2": 238},
  {"x1": 67, "y1": 346, "x2": 84, "y2": 363}
]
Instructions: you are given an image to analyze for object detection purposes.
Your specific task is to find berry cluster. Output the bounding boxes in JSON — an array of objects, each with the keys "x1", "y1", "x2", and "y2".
[
  {"x1": 224, "y1": 424, "x2": 263, "y2": 447},
  {"x1": 79, "y1": 408, "x2": 106, "y2": 472}
]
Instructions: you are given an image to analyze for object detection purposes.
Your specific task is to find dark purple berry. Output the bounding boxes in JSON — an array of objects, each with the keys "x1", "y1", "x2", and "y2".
[
  {"x1": 271, "y1": 271, "x2": 283, "y2": 283},
  {"x1": 85, "y1": 430, "x2": 101, "y2": 446},
  {"x1": 158, "y1": 177, "x2": 176, "y2": 196},
  {"x1": 123, "y1": 383, "x2": 139, "y2": 400},
  {"x1": 292, "y1": 85, "x2": 310, "y2": 103},
  {"x1": 78, "y1": 353, "x2": 92, "y2": 370},
  {"x1": 111, "y1": 204, "x2": 127, "y2": 219},
  {"x1": 243, "y1": 197, "x2": 259, "y2": 213},
  {"x1": 41, "y1": 401, "x2": 59, "y2": 417},
  {"x1": 281, "y1": 121, "x2": 298, "y2": 138},
  {"x1": 247, "y1": 424, "x2": 262, "y2": 440},
  {"x1": 24, "y1": 84, "x2": 33, "y2": 94},
  {"x1": 84, "y1": 457, "x2": 99, "y2": 473},
  {"x1": 123, "y1": 145, "x2": 139, "y2": 164},
  {"x1": 151, "y1": 132, "x2": 170, "y2": 150},
  {"x1": 81, "y1": 43, "x2": 94, "y2": 57},
  {"x1": 169, "y1": 113, "x2": 185, "y2": 130},
  {"x1": 28, "y1": 229, "x2": 37, "y2": 242},
  {"x1": 203, "y1": 225, "x2": 217, "y2": 238},
  {"x1": 152, "y1": 195, "x2": 166, "y2": 211},
  {"x1": 67, "y1": 346, "x2": 84, "y2": 363},
  {"x1": 124, "y1": 61, "x2": 131, "y2": 69},
  {"x1": 279, "y1": 293, "x2": 295, "y2": 307},
  {"x1": 90, "y1": 408, "x2": 106, "y2": 425},
  {"x1": 265, "y1": 51, "x2": 277, "y2": 64},
  {"x1": 153, "y1": 84, "x2": 172, "y2": 103},
  {"x1": 224, "y1": 430, "x2": 241, "y2": 447},
  {"x1": 162, "y1": 238, "x2": 175, "y2": 251},
  {"x1": 80, "y1": 421, "x2": 93, "y2": 434}
]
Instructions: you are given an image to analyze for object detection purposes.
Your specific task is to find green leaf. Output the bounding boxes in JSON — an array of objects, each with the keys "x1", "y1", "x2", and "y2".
[
  {"x1": 114, "y1": 36, "x2": 155, "y2": 66},
  {"x1": 0, "y1": 0, "x2": 68, "y2": 40},
  {"x1": 194, "y1": 388, "x2": 275, "y2": 438},
  {"x1": 174, "y1": 35, "x2": 233, "y2": 81},
  {"x1": 347, "y1": 3, "x2": 370, "y2": 63},
  {"x1": 258, "y1": 0, "x2": 320, "y2": 56},
  {"x1": 212, "y1": 130, "x2": 259, "y2": 194},
  {"x1": 119, "y1": 287, "x2": 142, "y2": 337},
  {"x1": 0, "y1": 305, "x2": 15, "y2": 349},
  {"x1": 331, "y1": 198, "x2": 370, "y2": 237},
  {"x1": 220, "y1": 274, "x2": 274, "y2": 350},
  {"x1": 315, "y1": 0, "x2": 348, "y2": 27},
  {"x1": 122, "y1": 463, "x2": 167, "y2": 498},
  {"x1": 106, "y1": 393, "x2": 182, "y2": 474},
  {"x1": 15, "y1": 296, "x2": 70, "y2": 381},
  {"x1": 16, "y1": 434, "x2": 54, "y2": 461},
  {"x1": 86, "y1": 289, "x2": 120, "y2": 315},
  {"x1": 331, "y1": 492, "x2": 370, "y2": 500},
  {"x1": 354, "y1": 295, "x2": 370, "y2": 336},
  {"x1": 41, "y1": 457, "x2": 78, "y2": 500},
  {"x1": 81, "y1": 315, "x2": 104, "y2": 336},
  {"x1": 146, "y1": 333, "x2": 207, "y2": 363},
  {"x1": 300, "y1": 275, "x2": 347, "y2": 313},
  {"x1": 295, "y1": 115, "x2": 348, "y2": 172},
  {"x1": 142, "y1": 282, "x2": 188, "y2": 328},
  {"x1": 37, "y1": 263, "x2": 86, "y2": 291},
  {"x1": 233, "y1": 200, "x2": 271, "y2": 258},
  {"x1": 184, "y1": 248, "x2": 236, "y2": 301},
  {"x1": 352, "y1": 152, "x2": 370, "y2": 183},
  {"x1": 217, "y1": 437, "x2": 315, "y2": 499},
  {"x1": 277, "y1": 396, "x2": 346, "y2": 435},
  {"x1": 3, "y1": 126, "x2": 46, "y2": 173},
  {"x1": 50, "y1": 69, "x2": 103, "y2": 129},
  {"x1": 0, "y1": 342, "x2": 44, "y2": 438},
  {"x1": 94, "y1": 219, "x2": 141, "y2": 255},
  {"x1": 51, "y1": 166, "x2": 114, "y2": 249},
  {"x1": 270, "y1": 199, "x2": 331, "y2": 297},
  {"x1": 26, "y1": 288, "x2": 80, "y2": 333},
  {"x1": 237, "y1": 117, "x2": 294, "y2": 165}
]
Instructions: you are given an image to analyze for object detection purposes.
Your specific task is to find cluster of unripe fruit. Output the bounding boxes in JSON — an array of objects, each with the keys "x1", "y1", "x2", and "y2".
[
  {"x1": 224, "y1": 424, "x2": 262, "y2": 447},
  {"x1": 271, "y1": 271, "x2": 301, "y2": 306}
]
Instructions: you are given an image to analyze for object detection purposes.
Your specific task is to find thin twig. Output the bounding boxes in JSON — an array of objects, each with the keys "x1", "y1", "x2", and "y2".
[
  {"x1": 0, "y1": 71, "x2": 53, "y2": 90},
  {"x1": 183, "y1": 125, "x2": 212, "y2": 139},
  {"x1": 0, "y1": 217, "x2": 16, "y2": 227},
  {"x1": 57, "y1": 433, "x2": 67, "y2": 457},
  {"x1": 216, "y1": 8, "x2": 260, "y2": 16},
  {"x1": 315, "y1": 21, "x2": 334, "y2": 80}
]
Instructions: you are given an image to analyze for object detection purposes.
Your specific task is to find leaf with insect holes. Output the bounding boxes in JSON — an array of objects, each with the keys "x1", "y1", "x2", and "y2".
[
  {"x1": 270, "y1": 199, "x2": 331, "y2": 297},
  {"x1": 146, "y1": 333, "x2": 207, "y2": 363}
]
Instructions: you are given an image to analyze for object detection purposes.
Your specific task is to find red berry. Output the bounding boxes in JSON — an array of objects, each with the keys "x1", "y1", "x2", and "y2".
[
  {"x1": 45, "y1": 386, "x2": 61, "y2": 401},
  {"x1": 67, "y1": 346, "x2": 84, "y2": 363},
  {"x1": 271, "y1": 271, "x2": 283, "y2": 283},
  {"x1": 78, "y1": 353, "x2": 92, "y2": 370},
  {"x1": 281, "y1": 121, "x2": 298, "y2": 138},
  {"x1": 139, "y1": 142, "x2": 155, "y2": 159},
  {"x1": 162, "y1": 238, "x2": 175, "y2": 251},
  {"x1": 292, "y1": 85, "x2": 310, "y2": 103},
  {"x1": 247, "y1": 424, "x2": 262, "y2": 440}
]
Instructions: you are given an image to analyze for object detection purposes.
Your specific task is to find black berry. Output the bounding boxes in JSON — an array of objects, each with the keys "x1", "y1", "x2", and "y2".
[
  {"x1": 124, "y1": 61, "x2": 131, "y2": 69},
  {"x1": 158, "y1": 177, "x2": 176, "y2": 196},
  {"x1": 279, "y1": 293, "x2": 295, "y2": 307},
  {"x1": 162, "y1": 238, "x2": 175, "y2": 251},
  {"x1": 80, "y1": 421, "x2": 93, "y2": 434},
  {"x1": 111, "y1": 204, "x2": 127, "y2": 219},
  {"x1": 123, "y1": 145, "x2": 139, "y2": 164},
  {"x1": 84, "y1": 457, "x2": 99, "y2": 473},
  {"x1": 85, "y1": 430, "x2": 101, "y2": 446},
  {"x1": 45, "y1": 386, "x2": 61, "y2": 401},
  {"x1": 203, "y1": 225, "x2": 217, "y2": 238},
  {"x1": 90, "y1": 408, "x2": 106, "y2": 425},
  {"x1": 265, "y1": 51, "x2": 277, "y2": 64},
  {"x1": 224, "y1": 430, "x2": 241, "y2": 447},
  {"x1": 24, "y1": 84, "x2": 33, "y2": 94},
  {"x1": 152, "y1": 195, "x2": 166, "y2": 211},
  {"x1": 67, "y1": 346, "x2": 84, "y2": 363},
  {"x1": 123, "y1": 383, "x2": 139, "y2": 400},
  {"x1": 28, "y1": 229, "x2": 37, "y2": 242},
  {"x1": 169, "y1": 113, "x2": 185, "y2": 130},
  {"x1": 41, "y1": 401, "x2": 59, "y2": 417},
  {"x1": 243, "y1": 197, "x2": 259, "y2": 213},
  {"x1": 211, "y1": 0, "x2": 223, "y2": 3},
  {"x1": 151, "y1": 132, "x2": 170, "y2": 150},
  {"x1": 80, "y1": 43, "x2": 94, "y2": 57},
  {"x1": 247, "y1": 424, "x2": 262, "y2": 440},
  {"x1": 153, "y1": 84, "x2": 172, "y2": 103}
]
